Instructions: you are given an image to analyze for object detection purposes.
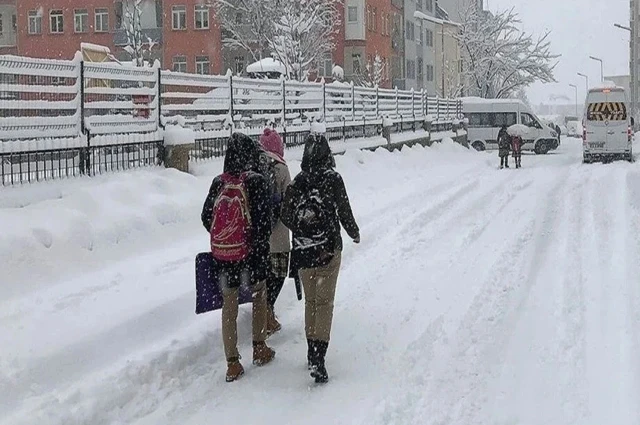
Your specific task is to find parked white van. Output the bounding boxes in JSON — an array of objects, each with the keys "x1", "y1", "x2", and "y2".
[
  {"x1": 582, "y1": 85, "x2": 633, "y2": 163},
  {"x1": 461, "y1": 97, "x2": 558, "y2": 154}
]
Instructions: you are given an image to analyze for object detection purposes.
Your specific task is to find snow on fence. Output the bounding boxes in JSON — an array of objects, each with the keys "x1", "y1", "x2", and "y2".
[{"x1": 1, "y1": 55, "x2": 463, "y2": 184}]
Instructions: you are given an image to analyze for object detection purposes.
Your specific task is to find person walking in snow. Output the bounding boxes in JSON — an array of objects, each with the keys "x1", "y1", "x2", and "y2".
[
  {"x1": 257, "y1": 128, "x2": 292, "y2": 336},
  {"x1": 281, "y1": 134, "x2": 360, "y2": 384},
  {"x1": 497, "y1": 125, "x2": 511, "y2": 169},
  {"x1": 510, "y1": 133, "x2": 524, "y2": 169},
  {"x1": 201, "y1": 132, "x2": 275, "y2": 383}
]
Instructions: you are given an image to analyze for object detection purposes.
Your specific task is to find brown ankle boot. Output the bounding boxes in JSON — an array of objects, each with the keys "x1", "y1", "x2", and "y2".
[
  {"x1": 226, "y1": 359, "x2": 244, "y2": 382},
  {"x1": 252, "y1": 341, "x2": 275, "y2": 366},
  {"x1": 266, "y1": 307, "x2": 282, "y2": 336}
]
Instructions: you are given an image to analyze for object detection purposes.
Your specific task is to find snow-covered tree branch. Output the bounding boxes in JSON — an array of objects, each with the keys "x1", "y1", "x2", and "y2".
[
  {"x1": 210, "y1": 0, "x2": 341, "y2": 81},
  {"x1": 458, "y1": 4, "x2": 559, "y2": 98},
  {"x1": 122, "y1": 0, "x2": 156, "y2": 67},
  {"x1": 356, "y1": 54, "x2": 384, "y2": 88}
]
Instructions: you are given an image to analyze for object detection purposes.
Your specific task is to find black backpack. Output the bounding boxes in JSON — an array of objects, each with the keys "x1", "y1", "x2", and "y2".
[{"x1": 292, "y1": 174, "x2": 333, "y2": 268}]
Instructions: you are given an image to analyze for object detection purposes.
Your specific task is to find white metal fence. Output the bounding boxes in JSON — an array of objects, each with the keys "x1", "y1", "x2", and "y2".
[{"x1": 1, "y1": 54, "x2": 461, "y2": 147}]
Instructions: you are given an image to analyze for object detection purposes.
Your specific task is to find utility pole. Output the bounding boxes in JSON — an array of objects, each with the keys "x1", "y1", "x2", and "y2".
[
  {"x1": 577, "y1": 72, "x2": 589, "y2": 93},
  {"x1": 614, "y1": 22, "x2": 635, "y2": 127}
]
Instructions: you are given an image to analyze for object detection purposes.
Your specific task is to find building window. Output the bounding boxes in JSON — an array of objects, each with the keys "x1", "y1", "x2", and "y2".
[
  {"x1": 28, "y1": 10, "x2": 42, "y2": 34},
  {"x1": 173, "y1": 56, "x2": 187, "y2": 73},
  {"x1": 318, "y1": 52, "x2": 333, "y2": 77},
  {"x1": 372, "y1": 8, "x2": 377, "y2": 32},
  {"x1": 50, "y1": 10, "x2": 64, "y2": 34},
  {"x1": 172, "y1": 5, "x2": 187, "y2": 30},
  {"x1": 74, "y1": 9, "x2": 88, "y2": 33},
  {"x1": 12, "y1": 13, "x2": 16, "y2": 32},
  {"x1": 426, "y1": 0, "x2": 433, "y2": 12},
  {"x1": 406, "y1": 21, "x2": 415, "y2": 41},
  {"x1": 352, "y1": 53, "x2": 362, "y2": 75},
  {"x1": 0, "y1": 14, "x2": 3, "y2": 37},
  {"x1": 195, "y1": 5, "x2": 209, "y2": 29},
  {"x1": 234, "y1": 56, "x2": 245, "y2": 75},
  {"x1": 95, "y1": 8, "x2": 109, "y2": 32},
  {"x1": 419, "y1": 24, "x2": 424, "y2": 45},
  {"x1": 417, "y1": 58, "x2": 424, "y2": 84},
  {"x1": 416, "y1": 0, "x2": 423, "y2": 10},
  {"x1": 348, "y1": 6, "x2": 358, "y2": 22},
  {"x1": 426, "y1": 29, "x2": 434, "y2": 47},
  {"x1": 196, "y1": 56, "x2": 210, "y2": 74},
  {"x1": 426, "y1": 64, "x2": 434, "y2": 82},
  {"x1": 366, "y1": 6, "x2": 371, "y2": 30},
  {"x1": 406, "y1": 59, "x2": 416, "y2": 80},
  {"x1": 235, "y1": 12, "x2": 243, "y2": 24}
]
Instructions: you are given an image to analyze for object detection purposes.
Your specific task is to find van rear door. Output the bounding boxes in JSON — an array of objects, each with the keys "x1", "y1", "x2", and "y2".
[{"x1": 586, "y1": 90, "x2": 628, "y2": 153}]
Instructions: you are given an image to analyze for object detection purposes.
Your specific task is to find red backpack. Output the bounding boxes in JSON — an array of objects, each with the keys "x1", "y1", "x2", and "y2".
[{"x1": 210, "y1": 172, "x2": 252, "y2": 262}]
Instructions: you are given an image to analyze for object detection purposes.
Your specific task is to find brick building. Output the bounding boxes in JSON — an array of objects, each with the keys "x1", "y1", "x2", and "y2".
[{"x1": 7, "y1": 0, "x2": 222, "y2": 74}]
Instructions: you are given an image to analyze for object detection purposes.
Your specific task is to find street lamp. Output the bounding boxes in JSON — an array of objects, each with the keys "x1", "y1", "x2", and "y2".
[
  {"x1": 569, "y1": 84, "x2": 578, "y2": 117},
  {"x1": 589, "y1": 56, "x2": 604, "y2": 82},
  {"x1": 614, "y1": 23, "x2": 632, "y2": 32},
  {"x1": 577, "y1": 72, "x2": 589, "y2": 93}
]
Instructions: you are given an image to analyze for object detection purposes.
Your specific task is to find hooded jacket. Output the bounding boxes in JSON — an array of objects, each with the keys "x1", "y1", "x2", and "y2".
[
  {"x1": 281, "y1": 135, "x2": 359, "y2": 272},
  {"x1": 201, "y1": 133, "x2": 272, "y2": 282}
]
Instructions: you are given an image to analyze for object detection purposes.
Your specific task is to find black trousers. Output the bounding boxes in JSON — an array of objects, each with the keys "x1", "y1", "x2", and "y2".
[
  {"x1": 500, "y1": 155, "x2": 509, "y2": 167},
  {"x1": 267, "y1": 275, "x2": 286, "y2": 310}
]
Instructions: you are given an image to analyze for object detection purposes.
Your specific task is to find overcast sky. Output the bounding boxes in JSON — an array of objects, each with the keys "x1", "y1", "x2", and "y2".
[{"x1": 486, "y1": 0, "x2": 629, "y2": 105}]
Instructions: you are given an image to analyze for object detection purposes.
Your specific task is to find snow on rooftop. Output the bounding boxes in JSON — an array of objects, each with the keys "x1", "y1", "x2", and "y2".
[
  {"x1": 246, "y1": 58, "x2": 286, "y2": 75},
  {"x1": 589, "y1": 81, "x2": 624, "y2": 92}
]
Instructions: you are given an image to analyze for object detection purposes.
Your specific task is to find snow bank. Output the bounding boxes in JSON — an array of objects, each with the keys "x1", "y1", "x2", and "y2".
[
  {"x1": 0, "y1": 169, "x2": 210, "y2": 298},
  {"x1": 163, "y1": 124, "x2": 195, "y2": 146}
]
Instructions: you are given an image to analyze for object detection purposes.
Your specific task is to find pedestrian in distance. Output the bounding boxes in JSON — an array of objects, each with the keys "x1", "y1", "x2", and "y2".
[
  {"x1": 201, "y1": 132, "x2": 275, "y2": 383},
  {"x1": 281, "y1": 134, "x2": 360, "y2": 384},
  {"x1": 256, "y1": 127, "x2": 292, "y2": 336},
  {"x1": 497, "y1": 125, "x2": 511, "y2": 169},
  {"x1": 511, "y1": 133, "x2": 524, "y2": 169}
]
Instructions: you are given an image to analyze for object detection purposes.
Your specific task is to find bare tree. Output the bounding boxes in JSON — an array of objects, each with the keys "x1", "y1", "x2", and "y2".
[
  {"x1": 356, "y1": 54, "x2": 384, "y2": 88},
  {"x1": 211, "y1": 0, "x2": 340, "y2": 80},
  {"x1": 458, "y1": 4, "x2": 559, "y2": 98},
  {"x1": 122, "y1": 0, "x2": 156, "y2": 67},
  {"x1": 209, "y1": 0, "x2": 275, "y2": 64}
]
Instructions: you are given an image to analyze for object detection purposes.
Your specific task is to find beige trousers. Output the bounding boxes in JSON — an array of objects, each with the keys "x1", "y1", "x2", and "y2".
[
  {"x1": 221, "y1": 278, "x2": 268, "y2": 361},
  {"x1": 299, "y1": 252, "x2": 342, "y2": 342}
]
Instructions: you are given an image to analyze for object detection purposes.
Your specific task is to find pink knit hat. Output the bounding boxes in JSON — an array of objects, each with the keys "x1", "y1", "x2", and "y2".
[{"x1": 259, "y1": 128, "x2": 285, "y2": 161}]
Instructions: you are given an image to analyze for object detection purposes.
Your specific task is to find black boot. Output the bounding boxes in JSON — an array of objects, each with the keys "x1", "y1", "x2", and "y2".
[
  {"x1": 307, "y1": 339, "x2": 315, "y2": 370},
  {"x1": 310, "y1": 340, "x2": 329, "y2": 383}
]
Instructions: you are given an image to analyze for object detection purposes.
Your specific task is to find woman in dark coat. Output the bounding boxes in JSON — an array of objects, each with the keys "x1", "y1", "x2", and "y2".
[
  {"x1": 281, "y1": 134, "x2": 360, "y2": 384},
  {"x1": 497, "y1": 125, "x2": 511, "y2": 169}
]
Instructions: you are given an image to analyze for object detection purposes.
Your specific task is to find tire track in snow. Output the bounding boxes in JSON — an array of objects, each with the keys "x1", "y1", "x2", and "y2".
[{"x1": 372, "y1": 169, "x2": 572, "y2": 425}]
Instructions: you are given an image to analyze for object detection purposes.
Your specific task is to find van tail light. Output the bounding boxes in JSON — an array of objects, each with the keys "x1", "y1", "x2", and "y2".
[
  {"x1": 629, "y1": 126, "x2": 633, "y2": 142},
  {"x1": 583, "y1": 128, "x2": 587, "y2": 144}
]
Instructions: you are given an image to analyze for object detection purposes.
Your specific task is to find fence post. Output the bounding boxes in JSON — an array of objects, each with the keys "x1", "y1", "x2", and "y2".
[
  {"x1": 228, "y1": 70, "x2": 234, "y2": 124},
  {"x1": 157, "y1": 67, "x2": 163, "y2": 130},
  {"x1": 322, "y1": 78, "x2": 326, "y2": 122},
  {"x1": 351, "y1": 81, "x2": 355, "y2": 122},
  {"x1": 411, "y1": 88, "x2": 415, "y2": 131},
  {"x1": 78, "y1": 59, "x2": 91, "y2": 176},
  {"x1": 282, "y1": 77, "x2": 287, "y2": 126},
  {"x1": 421, "y1": 88, "x2": 426, "y2": 117},
  {"x1": 395, "y1": 87, "x2": 399, "y2": 119},
  {"x1": 375, "y1": 85, "x2": 379, "y2": 119},
  {"x1": 436, "y1": 96, "x2": 440, "y2": 122}
]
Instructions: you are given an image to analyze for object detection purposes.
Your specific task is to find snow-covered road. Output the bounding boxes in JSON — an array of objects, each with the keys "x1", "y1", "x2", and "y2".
[{"x1": 2, "y1": 137, "x2": 640, "y2": 425}]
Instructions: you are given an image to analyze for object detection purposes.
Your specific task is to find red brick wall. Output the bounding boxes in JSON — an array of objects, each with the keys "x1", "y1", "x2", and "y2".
[
  {"x1": 16, "y1": 0, "x2": 117, "y2": 60},
  {"x1": 162, "y1": 0, "x2": 222, "y2": 74}
]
